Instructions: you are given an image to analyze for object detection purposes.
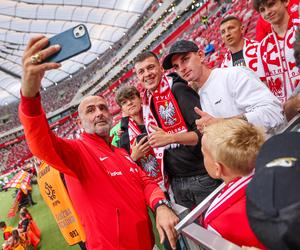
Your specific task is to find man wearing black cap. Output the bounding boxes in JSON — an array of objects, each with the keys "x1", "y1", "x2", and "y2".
[
  {"x1": 246, "y1": 132, "x2": 300, "y2": 250},
  {"x1": 134, "y1": 51, "x2": 220, "y2": 209},
  {"x1": 162, "y1": 40, "x2": 284, "y2": 134}
]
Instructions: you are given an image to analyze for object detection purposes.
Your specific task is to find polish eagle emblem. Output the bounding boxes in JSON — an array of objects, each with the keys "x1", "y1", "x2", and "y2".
[
  {"x1": 159, "y1": 101, "x2": 176, "y2": 126},
  {"x1": 140, "y1": 155, "x2": 159, "y2": 177}
]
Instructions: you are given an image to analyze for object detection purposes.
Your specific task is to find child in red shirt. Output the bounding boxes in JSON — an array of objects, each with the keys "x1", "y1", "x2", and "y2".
[{"x1": 201, "y1": 119, "x2": 266, "y2": 248}]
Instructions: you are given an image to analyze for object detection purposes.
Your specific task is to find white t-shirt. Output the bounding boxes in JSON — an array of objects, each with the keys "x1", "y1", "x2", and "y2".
[{"x1": 198, "y1": 67, "x2": 284, "y2": 132}]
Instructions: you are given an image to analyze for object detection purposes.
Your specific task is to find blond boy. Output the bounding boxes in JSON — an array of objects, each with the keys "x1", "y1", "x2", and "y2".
[{"x1": 201, "y1": 119, "x2": 266, "y2": 249}]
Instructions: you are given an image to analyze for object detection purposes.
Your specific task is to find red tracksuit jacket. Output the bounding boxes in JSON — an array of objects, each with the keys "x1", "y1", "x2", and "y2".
[{"x1": 19, "y1": 94, "x2": 165, "y2": 250}]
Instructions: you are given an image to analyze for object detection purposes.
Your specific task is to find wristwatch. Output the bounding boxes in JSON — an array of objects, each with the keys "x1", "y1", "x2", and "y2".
[{"x1": 154, "y1": 199, "x2": 172, "y2": 211}]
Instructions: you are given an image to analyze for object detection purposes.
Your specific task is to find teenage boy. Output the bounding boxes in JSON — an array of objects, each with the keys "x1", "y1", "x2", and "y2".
[
  {"x1": 254, "y1": 0, "x2": 300, "y2": 103},
  {"x1": 115, "y1": 85, "x2": 163, "y2": 185},
  {"x1": 255, "y1": 0, "x2": 299, "y2": 41},
  {"x1": 201, "y1": 119, "x2": 266, "y2": 249}
]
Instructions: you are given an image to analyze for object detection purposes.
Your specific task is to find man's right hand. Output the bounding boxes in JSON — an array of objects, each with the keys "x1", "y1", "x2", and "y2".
[{"x1": 21, "y1": 35, "x2": 61, "y2": 97}]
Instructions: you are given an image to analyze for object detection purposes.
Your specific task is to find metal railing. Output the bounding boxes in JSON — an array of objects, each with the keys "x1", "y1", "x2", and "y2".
[{"x1": 173, "y1": 114, "x2": 300, "y2": 249}]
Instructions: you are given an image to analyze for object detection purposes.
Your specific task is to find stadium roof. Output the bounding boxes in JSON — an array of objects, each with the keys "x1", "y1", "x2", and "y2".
[{"x1": 0, "y1": 0, "x2": 152, "y2": 106}]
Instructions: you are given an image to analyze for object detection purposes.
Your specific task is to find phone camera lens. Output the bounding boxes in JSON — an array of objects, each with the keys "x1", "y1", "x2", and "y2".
[
  {"x1": 79, "y1": 26, "x2": 83, "y2": 30},
  {"x1": 75, "y1": 32, "x2": 79, "y2": 36}
]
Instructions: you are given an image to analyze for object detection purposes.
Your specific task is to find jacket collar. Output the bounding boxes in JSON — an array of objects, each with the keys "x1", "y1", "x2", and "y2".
[{"x1": 81, "y1": 132, "x2": 112, "y2": 150}]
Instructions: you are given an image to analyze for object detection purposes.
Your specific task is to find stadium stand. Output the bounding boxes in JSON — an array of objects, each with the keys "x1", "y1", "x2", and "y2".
[
  {"x1": 174, "y1": 114, "x2": 300, "y2": 249},
  {"x1": 1, "y1": 0, "x2": 300, "y2": 249},
  {"x1": 0, "y1": 0, "x2": 262, "y2": 173}
]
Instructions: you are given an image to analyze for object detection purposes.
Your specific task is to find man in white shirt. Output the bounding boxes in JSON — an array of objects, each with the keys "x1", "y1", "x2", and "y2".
[{"x1": 162, "y1": 40, "x2": 284, "y2": 133}]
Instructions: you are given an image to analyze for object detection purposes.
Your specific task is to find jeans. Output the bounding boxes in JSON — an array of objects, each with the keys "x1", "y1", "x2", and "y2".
[{"x1": 171, "y1": 174, "x2": 221, "y2": 210}]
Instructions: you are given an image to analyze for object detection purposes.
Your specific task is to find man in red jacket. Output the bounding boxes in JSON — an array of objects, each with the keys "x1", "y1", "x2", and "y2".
[{"x1": 19, "y1": 35, "x2": 179, "y2": 250}]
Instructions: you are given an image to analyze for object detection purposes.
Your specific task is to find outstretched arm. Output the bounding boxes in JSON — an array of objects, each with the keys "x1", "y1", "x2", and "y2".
[{"x1": 19, "y1": 36, "x2": 82, "y2": 177}]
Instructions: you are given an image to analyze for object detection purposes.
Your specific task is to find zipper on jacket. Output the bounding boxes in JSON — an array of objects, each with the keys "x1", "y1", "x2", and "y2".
[{"x1": 116, "y1": 208, "x2": 120, "y2": 250}]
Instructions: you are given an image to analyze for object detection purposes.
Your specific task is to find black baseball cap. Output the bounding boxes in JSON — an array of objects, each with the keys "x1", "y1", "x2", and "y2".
[
  {"x1": 162, "y1": 40, "x2": 199, "y2": 70},
  {"x1": 246, "y1": 132, "x2": 300, "y2": 250}
]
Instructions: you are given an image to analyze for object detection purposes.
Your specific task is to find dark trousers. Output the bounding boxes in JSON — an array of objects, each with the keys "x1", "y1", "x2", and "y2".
[{"x1": 171, "y1": 174, "x2": 221, "y2": 210}]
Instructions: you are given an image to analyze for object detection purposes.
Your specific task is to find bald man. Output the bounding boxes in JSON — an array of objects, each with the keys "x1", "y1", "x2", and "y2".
[{"x1": 19, "y1": 35, "x2": 179, "y2": 250}]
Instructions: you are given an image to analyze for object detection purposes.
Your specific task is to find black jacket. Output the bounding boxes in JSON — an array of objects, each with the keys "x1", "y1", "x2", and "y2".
[{"x1": 152, "y1": 73, "x2": 205, "y2": 177}]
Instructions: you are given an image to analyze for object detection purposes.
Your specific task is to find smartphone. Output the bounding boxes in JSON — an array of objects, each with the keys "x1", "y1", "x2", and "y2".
[
  {"x1": 136, "y1": 133, "x2": 148, "y2": 144},
  {"x1": 44, "y1": 24, "x2": 91, "y2": 63}
]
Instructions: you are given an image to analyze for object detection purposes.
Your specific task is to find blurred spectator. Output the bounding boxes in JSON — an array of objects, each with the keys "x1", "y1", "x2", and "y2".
[
  {"x1": 0, "y1": 221, "x2": 12, "y2": 241},
  {"x1": 201, "y1": 15, "x2": 209, "y2": 29},
  {"x1": 19, "y1": 207, "x2": 40, "y2": 238},
  {"x1": 221, "y1": 1, "x2": 232, "y2": 14},
  {"x1": 255, "y1": 0, "x2": 300, "y2": 104},
  {"x1": 109, "y1": 109, "x2": 129, "y2": 147},
  {"x1": 109, "y1": 121, "x2": 121, "y2": 147},
  {"x1": 220, "y1": 16, "x2": 259, "y2": 72},
  {"x1": 246, "y1": 132, "x2": 300, "y2": 249},
  {"x1": 204, "y1": 39, "x2": 215, "y2": 56},
  {"x1": 202, "y1": 119, "x2": 266, "y2": 248},
  {"x1": 7, "y1": 229, "x2": 26, "y2": 250},
  {"x1": 18, "y1": 211, "x2": 40, "y2": 248}
]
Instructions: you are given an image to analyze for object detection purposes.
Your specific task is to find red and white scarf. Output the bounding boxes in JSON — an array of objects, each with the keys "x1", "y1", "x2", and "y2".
[
  {"x1": 221, "y1": 38, "x2": 259, "y2": 73},
  {"x1": 204, "y1": 172, "x2": 253, "y2": 229},
  {"x1": 127, "y1": 117, "x2": 163, "y2": 185},
  {"x1": 257, "y1": 18, "x2": 300, "y2": 103},
  {"x1": 142, "y1": 75, "x2": 188, "y2": 185}
]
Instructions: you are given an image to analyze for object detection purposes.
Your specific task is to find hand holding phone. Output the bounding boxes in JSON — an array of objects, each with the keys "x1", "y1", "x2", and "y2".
[
  {"x1": 131, "y1": 133, "x2": 150, "y2": 161},
  {"x1": 44, "y1": 24, "x2": 91, "y2": 63},
  {"x1": 136, "y1": 133, "x2": 148, "y2": 144}
]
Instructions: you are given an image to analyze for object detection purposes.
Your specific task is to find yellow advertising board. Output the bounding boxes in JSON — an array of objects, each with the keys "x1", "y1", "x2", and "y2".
[{"x1": 37, "y1": 162, "x2": 86, "y2": 245}]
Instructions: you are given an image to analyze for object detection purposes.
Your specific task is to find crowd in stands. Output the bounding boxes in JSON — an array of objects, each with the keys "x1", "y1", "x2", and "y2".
[
  {"x1": 1, "y1": 0, "x2": 299, "y2": 249},
  {"x1": 0, "y1": 0, "x2": 298, "y2": 173},
  {"x1": 0, "y1": 141, "x2": 31, "y2": 174},
  {"x1": 100, "y1": 0, "x2": 261, "y2": 128},
  {"x1": 1, "y1": 207, "x2": 40, "y2": 250},
  {"x1": 0, "y1": 0, "x2": 165, "y2": 136},
  {"x1": 0, "y1": 118, "x2": 79, "y2": 174},
  {"x1": 0, "y1": 67, "x2": 90, "y2": 135}
]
